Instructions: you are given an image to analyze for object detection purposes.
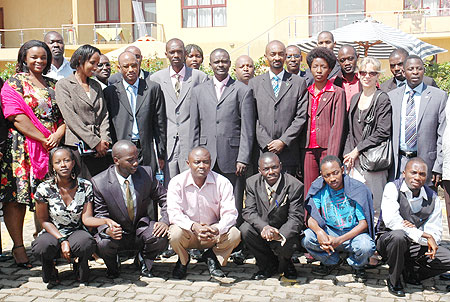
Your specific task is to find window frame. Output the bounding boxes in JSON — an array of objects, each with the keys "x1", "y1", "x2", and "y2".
[
  {"x1": 181, "y1": 0, "x2": 227, "y2": 28},
  {"x1": 403, "y1": 0, "x2": 450, "y2": 16},
  {"x1": 94, "y1": 0, "x2": 121, "y2": 23}
]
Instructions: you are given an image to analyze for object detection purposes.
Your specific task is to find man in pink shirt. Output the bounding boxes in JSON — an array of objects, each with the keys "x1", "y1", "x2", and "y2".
[
  {"x1": 334, "y1": 45, "x2": 361, "y2": 111},
  {"x1": 167, "y1": 147, "x2": 241, "y2": 279}
]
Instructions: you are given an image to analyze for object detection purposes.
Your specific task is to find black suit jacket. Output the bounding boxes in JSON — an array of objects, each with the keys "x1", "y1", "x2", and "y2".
[
  {"x1": 242, "y1": 173, "x2": 304, "y2": 240},
  {"x1": 380, "y1": 75, "x2": 438, "y2": 93},
  {"x1": 104, "y1": 78, "x2": 167, "y2": 173},
  {"x1": 92, "y1": 165, "x2": 168, "y2": 235}
]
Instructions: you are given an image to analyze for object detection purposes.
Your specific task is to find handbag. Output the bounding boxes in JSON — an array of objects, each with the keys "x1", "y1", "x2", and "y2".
[{"x1": 359, "y1": 92, "x2": 393, "y2": 172}]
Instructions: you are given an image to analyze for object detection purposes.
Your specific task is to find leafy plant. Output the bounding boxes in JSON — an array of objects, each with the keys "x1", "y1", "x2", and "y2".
[
  {"x1": 0, "y1": 63, "x2": 16, "y2": 81},
  {"x1": 425, "y1": 61, "x2": 450, "y2": 93}
]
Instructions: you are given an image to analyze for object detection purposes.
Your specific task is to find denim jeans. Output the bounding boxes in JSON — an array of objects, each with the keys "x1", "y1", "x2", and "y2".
[{"x1": 302, "y1": 226, "x2": 375, "y2": 268}]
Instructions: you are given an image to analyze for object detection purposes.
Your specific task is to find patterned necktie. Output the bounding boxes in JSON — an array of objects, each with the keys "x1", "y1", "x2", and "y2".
[
  {"x1": 124, "y1": 180, "x2": 134, "y2": 221},
  {"x1": 405, "y1": 90, "x2": 417, "y2": 149},
  {"x1": 272, "y1": 75, "x2": 280, "y2": 97},
  {"x1": 174, "y1": 74, "x2": 181, "y2": 98},
  {"x1": 268, "y1": 187, "x2": 274, "y2": 205}
]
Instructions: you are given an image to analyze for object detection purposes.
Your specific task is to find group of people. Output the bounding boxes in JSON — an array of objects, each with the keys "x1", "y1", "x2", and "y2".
[{"x1": 0, "y1": 29, "x2": 449, "y2": 297}]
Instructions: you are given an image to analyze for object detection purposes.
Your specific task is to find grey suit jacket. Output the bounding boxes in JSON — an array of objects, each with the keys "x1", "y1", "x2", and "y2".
[
  {"x1": 190, "y1": 77, "x2": 256, "y2": 173},
  {"x1": 388, "y1": 84, "x2": 447, "y2": 184},
  {"x1": 55, "y1": 74, "x2": 111, "y2": 149},
  {"x1": 249, "y1": 72, "x2": 307, "y2": 166},
  {"x1": 150, "y1": 66, "x2": 208, "y2": 170},
  {"x1": 103, "y1": 78, "x2": 167, "y2": 173},
  {"x1": 380, "y1": 76, "x2": 438, "y2": 93},
  {"x1": 108, "y1": 70, "x2": 150, "y2": 85}
]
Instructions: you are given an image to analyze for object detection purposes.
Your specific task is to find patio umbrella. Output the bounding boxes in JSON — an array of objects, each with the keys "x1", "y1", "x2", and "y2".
[
  {"x1": 293, "y1": 17, "x2": 447, "y2": 59},
  {"x1": 105, "y1": 35, "x2": 166, "y2": 60}
]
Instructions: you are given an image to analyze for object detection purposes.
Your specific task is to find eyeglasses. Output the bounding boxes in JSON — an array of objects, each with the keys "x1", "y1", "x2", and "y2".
[
  {"x1": 359, "y1": 71, "x2": 378, "y2": 77},
  {"x1": 286, "y1": 54, "x2": 301, "y2": 59},
  {"x1": 97, "y1": 63, "x2": 111, "y2": 68}
]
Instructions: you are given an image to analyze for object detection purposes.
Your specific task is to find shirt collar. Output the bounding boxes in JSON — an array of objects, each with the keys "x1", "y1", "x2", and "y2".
[
  {"x1": 114, "y1": 167, "x2": 132, "y2": 187},
  {"x1": 342, "y1": 73, "x2": 359, "y2": 84},
  {"x1": 269, "y1": 69, "x2": 285, "y2": 81},
  {"x1": 308, "y1": 79, "x2": 335, "y2": 95},
  {"x1": 213, "y1": 74, "x2": 230, "y2": 87},
  {"x1": 51, "y1": 58, "x2": 70, "y2": 72},
  {"x1": 264, "y1": 175, "x2": 282, "y2": 193},
  {"x1": 170, "y1": 65, "x2": 186, "y2": 79},
  {"x1": 400, "y1": 180, "x2": 428, "y2": 200},
  {"x1": 395, "y1": 78, "x2": 406, "y2": 87},
  {"x1": 123, "y1": 78, "x2": 139, "y2": 91},
  {"x1": 185, "y1": 170, "x2": 216, "y2": 189},
  {"x1": 405, "y1": 82, "x2": 424, "y2": 95}
]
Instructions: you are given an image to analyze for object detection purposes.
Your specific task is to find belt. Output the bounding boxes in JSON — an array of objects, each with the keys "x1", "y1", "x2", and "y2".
[
  {"x1": 400, "y1": 150, "x2": 417, "y2": 158},
  {"x1": 131, "y1": 139, "x2": 141, "y2": 148}
]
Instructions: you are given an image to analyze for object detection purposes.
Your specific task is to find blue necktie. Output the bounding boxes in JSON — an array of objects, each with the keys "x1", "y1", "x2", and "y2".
[
  {"x1": 405, "y1": 90, "x2": 417, "y2": 149},
  {"x1": 127, "y1": 85, "x2": 139, "y2": 139},
  {"x1": 272, "y1": 75, "x2": 280, "y2": 97}
]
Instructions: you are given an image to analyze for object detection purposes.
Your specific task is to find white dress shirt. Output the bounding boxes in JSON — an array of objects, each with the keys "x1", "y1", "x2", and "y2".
[
  {"x1": 122, "y1": 79, "x2": 140, "y2": 140},
  {"x1": 381, "y1": 180, "x2": 442, "y2": 245},
  {"x1": 46, "y1": 58, "x2": 74, "y2": 81},
  {"x1": 213, "y1": 75, "x2": 230, "y2": 100},
  {"x1": 114, "y1": 168, "x2": 137, "y2": 214},
  {"x1": 169, "y1": 65, "x2": 186, "y2": 91},
  {"x1": 268, "y1": 69, "x2": 285, "y2": 85},
  {"x1": 400, "y1": 82, "x2": 424, "y2": 152}
]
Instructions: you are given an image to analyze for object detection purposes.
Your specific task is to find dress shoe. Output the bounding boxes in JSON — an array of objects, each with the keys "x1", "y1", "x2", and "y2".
[
  {"x1": 202, "y1": 249, "x2": 225, "y2": 277},
  {"x1": 161, "y1": 248, "x2": 176, "y2": 258},
  {"x1": 312, "y1": 258, "x2": 343, "y2": 276},
  {"x1": 230, "y1": 250, "x2": 246, "y2": 265},
  {"x1": 251, "y1": 268, "x2": 276, "y2": 280},
  {"x1": 140, "y1": 265, "x2": 154, "y2": 278},
  {"x1": 282, "y1": 259, "x2": 298, "y2": 279},
  {"x1": 172, "y1": 257, "x2": 190, "y2": 279},
  {"x1": 387, "y1": 279, "x2": 405, "y2": 297},
  {"x1": 353, "y1": 268, "x2": 367, "y2": 283},
  {"x1": 0, "y1": 254, "x2": 13, "y2": 262},
  {"x1": 440, "y1": 272, "x2": 450, "y2": 280},
  {"x1": 188, "y1": 249, "x2": 203, "y2": 261}
]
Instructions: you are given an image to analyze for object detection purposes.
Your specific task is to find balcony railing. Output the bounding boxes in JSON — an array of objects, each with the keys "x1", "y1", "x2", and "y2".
[{"x1": 0, "y1": 21, "x2": 165, "y2": 48}]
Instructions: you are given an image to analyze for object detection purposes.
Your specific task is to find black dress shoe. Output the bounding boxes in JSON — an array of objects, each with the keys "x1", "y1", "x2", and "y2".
[
  {"x1": 283, "y1": 259, "x2": 298, "y2": 279},
  {"x1": 387, "y1": 279, "x2": 405, "y2": 297},
  {"x1": 251, "y1": 268, "x2": 276, "y2": 280},
  {"x1": 140, "y1": 266, "x2": 154, "y2": 278},
  {"x1": 188, "y1": 249, "x2": 203, "y2": 261},
  {"x1": 172, "y1": 257, "x2": 190, "y2": 279},
  {"x1": 312, "y1": 259, "x2": 343, "y2": 276},
  {"x1": 202, "y1": 250, "x2": 225, "y2": 277},
  {"x1": 230, "y1": 250, "x2": 246, "y2": 265},
  {"x1": 353, "y1": 268, "x2": 367, "y2": 283},
  {"x1": 440, "y1": 272, "x2": 450, "y2": 280},
  {"x1": 161, "y1": 248, "x2": 176, "y2": 258},
  {"x1": 0, "y1": 254, "x2": 13, "y2": 262}
]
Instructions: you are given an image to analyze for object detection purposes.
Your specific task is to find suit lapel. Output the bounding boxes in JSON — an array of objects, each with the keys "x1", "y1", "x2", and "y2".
[
  {"x1": 132, "y1": 169, "x2": 143, "y2": 221},
  {"x1": 178, "y1": 67, "x2": 193, "y2": 104},
  {"x1": 268, "y1": 175, "x2": 286, "y2": 214},
  {"x1": 115, "y1": 81, "x2": 133, "y2": 116},
  {"x1": 257, "y1": 176, "x2": 270, "y2": 212},
  {"x1": 135, "y1": 78, "x2": 147, "y2": 114},
  {"x1": 276, "y1": 72, "x2": 293, "y2": 103},
  {"x1": 262, "y1": 73, "x2": 277, "y2": 102},
  {"x1": 162, "y1": 68, "x2": 178, "y2": 104},
  {"x1": 72, "y1": 77, "x2": 94, "y2": 108},
  {"x1": 107, "y1": 167, "x2": 132, "y2": 223},
  {"x1": 88, "y1": 79, "x2": 99, "y2": 105},
  {"x1": 218, "y1": 78, "x2": 236, "y2": 105},
  {"x1": 418, "y1": 85, "x2": 431, "y2": 126},
  {"x1": 206, "y1": 80, "x2": 219, "y2": 103},
  {"x1": 316, "y1": 90, "x2": 334, "y2": 115}
]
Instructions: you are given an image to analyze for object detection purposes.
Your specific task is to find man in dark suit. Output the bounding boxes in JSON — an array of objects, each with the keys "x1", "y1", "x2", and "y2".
[
  {"x1": 286, "y1": 45, "x2": 313, "y2": 86},
  {"x1": 235, "y1": 55, "x2": 255, "y2": 85},
  {"x1": 190, "y1": 48, "x2": 255, "y2": 224},
  {"x1": 240, "y1": 152, "x2": 304, "y2": 280},
  {"x1": 249, "y1": 40, "x2": 307, "y2": 176},
  {"x1": 92, "y1": 140, "x2": 169, "y2": 278},
  {"x1": 381, "y1": 48, "x2": 438, "y2": 93},
  {"x1": 108, "y1": 46, "x2": 150, "y2": 85},
  {"x1": 104, "y1": 51, "x2": 166, "y2": 175},
  {"x1": 388, "y1": 55, "x2": 447, "y2": 188}
]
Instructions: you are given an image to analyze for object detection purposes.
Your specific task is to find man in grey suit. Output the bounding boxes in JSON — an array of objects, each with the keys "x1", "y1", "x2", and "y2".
[
  {"x1": 388, "y1": 55, "x2": 447, "y2": 188},
  {"x1": 190, "y1": 48, "x2": 256, "y2": 224},
  {"x1": 150, "y1": 38, "x2": 208, "y2": 183},
  {"x1": 381, "y1": 48, "x2": 438, "y2": 93},
  {"x1": 249, "y1": 40, "x2": 308, "y2": 176},
  {"x1": 104, "y1": 51, "x2": 166, "y2": 175},
  {"x1": 109, "y1": 46, "x2": 150, "y2": 85}
]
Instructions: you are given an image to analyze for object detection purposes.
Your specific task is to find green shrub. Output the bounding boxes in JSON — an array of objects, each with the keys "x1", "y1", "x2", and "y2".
[
  {"x1": 425, "y1": 61, "x2": 450, "y2": 94},
  {"x1": 0, "y1": 63, "x2": 16, "y2": 81}
]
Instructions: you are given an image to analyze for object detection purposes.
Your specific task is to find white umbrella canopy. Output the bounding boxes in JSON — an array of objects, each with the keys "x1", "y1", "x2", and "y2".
[
  {"x1": 294, "y1": 17, "x2": 447, "y2": 59},
  {"x1": 105, "y1": 35, "x2": 166, "y2": 60}
]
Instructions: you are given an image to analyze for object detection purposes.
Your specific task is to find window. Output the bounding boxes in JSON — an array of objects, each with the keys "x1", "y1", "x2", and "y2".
[
  {"x1": 404, "y1": 0, "x2": 450, "y2": 16},
  {"x1": 182, "y1": 0, "x2": 227, "y2": 28},
  {"x1": 95, "y1": 0, "x2": 120, "y2": 23},
  {"x1": 309, "y1": 0, "x2": 365, "y2": 36},
  {"x1": 132, "y1": 0, "x2": 157, "y2": 39}
]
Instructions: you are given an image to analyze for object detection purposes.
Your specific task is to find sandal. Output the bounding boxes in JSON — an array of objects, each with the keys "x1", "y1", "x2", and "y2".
[{"x1": 12, "y1": 245, "x2": 32, "y2": 269}]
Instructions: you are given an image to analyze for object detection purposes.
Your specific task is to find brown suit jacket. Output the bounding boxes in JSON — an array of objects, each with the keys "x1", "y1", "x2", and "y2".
[
  {"x1": 300, "y1": 84, "x2": 346, "y2": 156},
  {"x1": 55, "y1": 74, "x2": 111, "y2": 149}
]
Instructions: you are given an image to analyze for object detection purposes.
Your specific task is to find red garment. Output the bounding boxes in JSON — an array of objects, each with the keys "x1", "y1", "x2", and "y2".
[
  {"x1": 341, "y1": 74, "x2": 360, "y2": 110},
  {"x1": 307, "y1": 80, "x2": 335, "y2": 149}
]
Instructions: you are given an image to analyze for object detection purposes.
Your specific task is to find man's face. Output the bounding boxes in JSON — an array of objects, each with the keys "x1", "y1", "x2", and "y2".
[
  {"x1": 285, "y1": 46, "x2": 302, "y2": 74},
  {"x1": 258, "y1": 157, "x2": 281, "y2": 186},
  {"x1": 166, "y1": 41, "x2": 185, "y2": 70},
  {"x1": 235, "y1": 56, "x2": 254, "y2": 84},
  {"x1": 320, "y1": 161, "x2": 344, "y2": 191},
  {"x1": 95, "y1": 55, "x2": 111, "y2": 81},
  {"x1": 403, "y1": 161, "x2": 427, "y2": 192},
  {"x1": 114, "y1": 146, "x2": 139, "y2": 177},
  {"x1": 405, "y1": 58, "x2": 425, "y2": 89},
  {"x1": 317, "y1": 33, "x2": 335, "y2": 51},
  {"x1": 45, "y1": 32, "x2": 64, "y2": 60},
  {"x1": 187, "y1": 149, "x2": 211, "y2": 180},
  {"x1": 337, "y1": 47, "x2": 357, "y2": 75},
  {"x1": 389, "y1": 53, "x2": 407, "y2": 81},
  {"x1": 265, "y1": 42, "x2": 286, "y2": 71},
  {"x1": 119, "y1": 54, "x2": 139, "y2": 84},
  {"x1": 210, "y1": 51, "x2": 231, "y2": 80}
]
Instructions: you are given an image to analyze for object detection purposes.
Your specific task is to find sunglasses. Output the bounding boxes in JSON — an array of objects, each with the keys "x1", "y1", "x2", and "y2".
[
  {"x1": 98, "y1": 63, "x2": 111, "y2": 68},
  {"x1": 287, "y1": 54, "x2": 301, "y2": 59},
  {"x1": 359, "y1": 71, "x2": 378, "y2": 77}
]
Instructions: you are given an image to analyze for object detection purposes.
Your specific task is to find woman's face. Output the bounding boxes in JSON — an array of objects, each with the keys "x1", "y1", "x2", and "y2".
[
  {"x1": 78, "y1": 52, "x2": 100, "y2": 77},
  {"x1": 52, "y1": 149, "x2": 75, "y2": 179},
  {"x1": 359, "y1": 63, "x2": 379, "y2": 89},
  {"x1": 185, "y1": 49, "x2": 203, "y2": 69},
  {"x1": 311, "y1": 57, "x2": 330, "y2": 84},
  {"x1": 25, "y1": 46, "x2": 48, "y2": 75}
]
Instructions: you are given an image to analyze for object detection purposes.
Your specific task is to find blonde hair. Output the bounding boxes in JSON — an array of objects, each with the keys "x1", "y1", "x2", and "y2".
[{"x1": 357, "y1": 56, "x2": 382, "y2": 72}]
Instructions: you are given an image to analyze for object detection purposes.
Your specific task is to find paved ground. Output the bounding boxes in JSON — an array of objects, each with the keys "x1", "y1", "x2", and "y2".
[{"x1": 0, "y1": 203, "x2": 450, "y2": 301}]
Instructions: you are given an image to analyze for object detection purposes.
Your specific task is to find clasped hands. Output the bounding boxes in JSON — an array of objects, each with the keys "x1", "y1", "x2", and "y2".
[
  {"x1": 316, "y1": 229, "x2": 343, "y2": 255},
  {"x1": 105, "y1": 218, "x2": 168, "y2": 240},
  {"x1": 261, "y1": 225, "x2": 282, "y2": 241},
  {"x1": 402, "y1": 219, "x2": 438, "y2": 259},
  {"x1": 267, "y1": 140, "x2": 286, "y2": 154},
  {"x1": 191, "y1": 222, "x2": 219, "y2": 242}
]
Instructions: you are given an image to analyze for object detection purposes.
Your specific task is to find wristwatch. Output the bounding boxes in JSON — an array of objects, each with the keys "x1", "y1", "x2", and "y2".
[{"x1": 58, "y1": 236, "x2": 68, "y2": 244}]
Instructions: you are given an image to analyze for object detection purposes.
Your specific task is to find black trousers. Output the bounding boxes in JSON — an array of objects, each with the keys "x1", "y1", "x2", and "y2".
[
  {"x1": 95, "y1": 221, "x2": 168, "y2": 274},
  {"x1": 240, "y1": 221, "x2": 299, "y2": 272},
  {"x1": 377, "y1": 229, "x2": 450, "y2": 286},
  {"x1": 32, "y1": 230, "x2": 96, "y2": 282}
]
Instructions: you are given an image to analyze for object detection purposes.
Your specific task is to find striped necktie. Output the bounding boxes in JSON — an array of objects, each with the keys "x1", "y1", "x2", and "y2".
[
  {"x1": 174, "y1": 74, "x2": 181, "y2": 98},
  {"x1": 272, "y1": 75, "x2": 280, "y2": 97},
  {"x1": 124, "y1": 180, "x2": 134, "y2": 221},
  {"x1": 405, "y1": 90, "x2": 417, "y2": 149},
  {"x1": 268, "y1": 187, "x2": 274, "y2": 205}
]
